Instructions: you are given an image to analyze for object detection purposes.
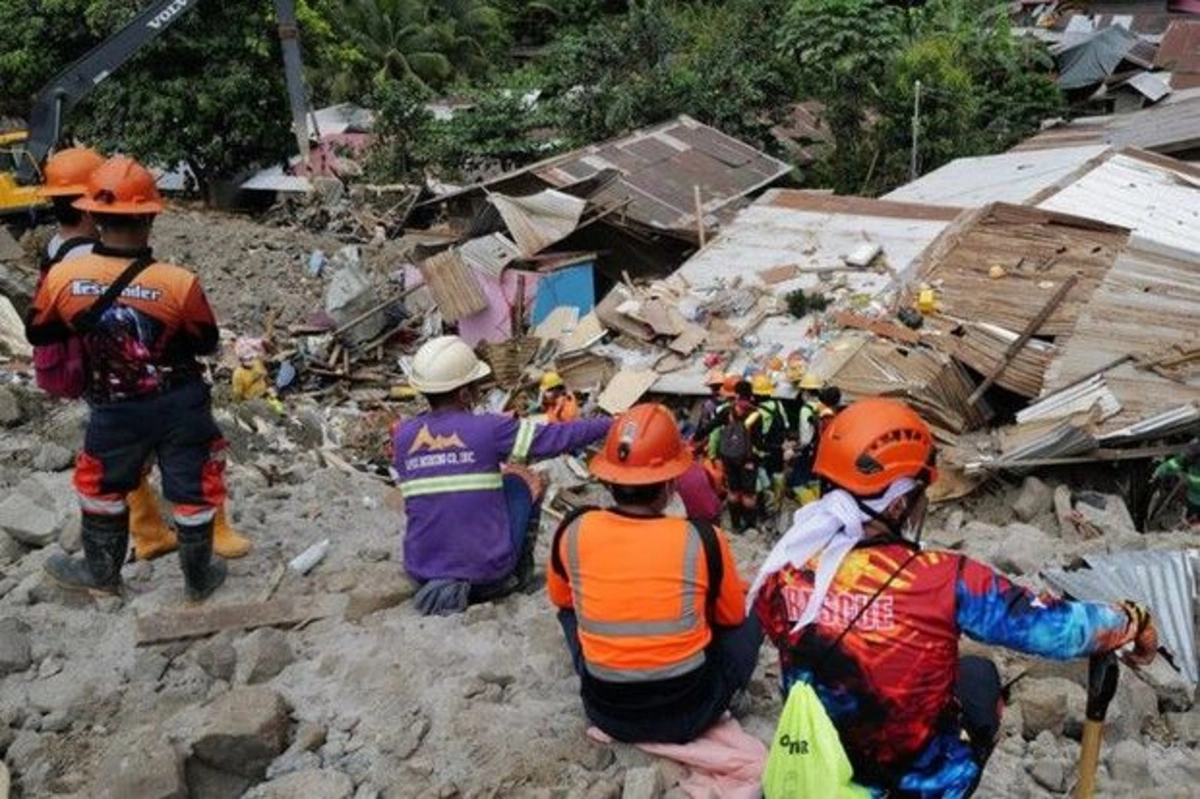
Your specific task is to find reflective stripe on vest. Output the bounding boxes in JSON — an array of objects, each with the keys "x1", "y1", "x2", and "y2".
[
  {"x1": 399, "y1": 472, "x2": 503, "y2": 498},
  {"x1": 511, "y1": 419, "x2": 537, "y2": 463},
  {"x1": 565, "y1": 516, "x2": 708, "y2": 683}
]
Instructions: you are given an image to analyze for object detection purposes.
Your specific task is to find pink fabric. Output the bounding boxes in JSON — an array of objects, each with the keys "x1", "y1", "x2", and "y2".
[
  {"x1": 587, "y1": 716, "x2": 767, "y2": 799},
  {"x1": 676, "y1": 461, "x2": 722, "y2": 524},
  {"x1": 402, "y1": 265, "x2": 542, "y2": 346}
]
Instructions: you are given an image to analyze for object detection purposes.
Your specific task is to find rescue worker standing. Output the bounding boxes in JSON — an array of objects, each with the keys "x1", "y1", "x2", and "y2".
[
  {"x1": 1152, "y1": 438, "x2": 1200, "y2": 528},
  {"x1": 548, "y1": 403, "x2": 761, "y2": 743},
  {"x1": 395, "y1": 336, "x2": 610, "y2": 615},
  {"x1": 752, "y1": 373, "x2": 789, "y2": 527},
  {"x1": 540, "y1": 371, "x2": 579, "y2": 422},
  {"x1": 26, "y1": 156, "x2": 229, "y2": 601},
  {"x1": 787, "y1": 374, "x2": 826, "y2": 504},
  {"x1": 700, "y1": 380, "x2": 764, "y2": 533},
  {"x1": 695, "y1": 369, "x2": 726, "y2": 434},
  {"x1": 751, "y1": 398, "x2": 1159, "y2": 797}
]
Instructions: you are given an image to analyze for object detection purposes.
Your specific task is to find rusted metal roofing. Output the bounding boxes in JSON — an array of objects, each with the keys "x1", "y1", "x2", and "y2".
[
  {"x1": 1013, "y1": 86, "x2": 1200, "y2": 153},
  {"x1": 418, "y1": 116, "x2": 791, "y2": 242},
  {"x1": 1156, "y1": 19, "x2": 1200, "y2": 88},
  {"x1": 1040, "y1": 238, "x2": 1200, "y2": 434}
]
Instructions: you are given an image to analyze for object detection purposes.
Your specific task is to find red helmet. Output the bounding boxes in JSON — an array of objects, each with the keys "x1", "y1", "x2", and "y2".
[
  {"x1": 814, "y1": 398, "x2": 938, "y2": 496},
  {"x1": 590, "y1": 403, "x2": 693, "y2": 485},
  {"x1": 38, "y1": 147, "x2": 105, "y2": 197},
  {"x1": 73, "y1": 155, "x2": 164, "y2": 215}
]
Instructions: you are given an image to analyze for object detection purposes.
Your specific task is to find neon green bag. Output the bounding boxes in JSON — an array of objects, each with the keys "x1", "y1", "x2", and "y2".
[{"x1": 762, "y1": 681, "x2": 872, "y2": 799}]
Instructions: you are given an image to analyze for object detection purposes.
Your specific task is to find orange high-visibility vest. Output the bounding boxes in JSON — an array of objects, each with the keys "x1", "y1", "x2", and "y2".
[{"x1": 547, "y1": 510, "x2": 744, "y2": 682}]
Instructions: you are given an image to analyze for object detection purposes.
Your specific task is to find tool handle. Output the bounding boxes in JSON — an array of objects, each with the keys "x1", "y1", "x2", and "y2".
[{"x1": 1075, "y1": 721, "x2": 1103, "y2": 799}]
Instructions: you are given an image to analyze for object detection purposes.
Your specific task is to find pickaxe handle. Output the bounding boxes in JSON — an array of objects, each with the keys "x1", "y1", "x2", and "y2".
[{"x1": 1075, "y1": 652, "x2": 1119, "y2": 799}]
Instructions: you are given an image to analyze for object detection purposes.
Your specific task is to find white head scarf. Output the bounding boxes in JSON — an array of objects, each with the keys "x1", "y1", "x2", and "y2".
[{"x1": 746, "y1": 477, "x2": 919, "y2": 633}]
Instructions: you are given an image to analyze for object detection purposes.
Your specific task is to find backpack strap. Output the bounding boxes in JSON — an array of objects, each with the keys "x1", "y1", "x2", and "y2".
[
  {"x1": 549, "y1": 504, "x2": 599, "y2": 581},
  {"x1": 74, "y1": 254, "x2": 155, "y2": 334},
  {"x1": 690, "y1": 519, "x2": 724, "y2": 624}
]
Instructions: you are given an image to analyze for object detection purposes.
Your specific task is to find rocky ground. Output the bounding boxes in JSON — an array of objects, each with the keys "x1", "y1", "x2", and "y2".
[{"x1": 0, "y1": 208, "x2": 1197, "y2": 798}]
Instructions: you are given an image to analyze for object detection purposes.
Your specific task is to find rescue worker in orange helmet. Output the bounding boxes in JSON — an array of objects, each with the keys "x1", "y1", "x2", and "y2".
[
  {"x1": 539, "y1": 370, "x2": 579, "y2": 423},
  {"x1": 26, "y1": 156, "x2": 230, "y2": 601},
  {"x1": 548, "y1": 403, "x2": 762, "y2": 743},
  {"x1": 694, "y1": 369, "x2": 726, "y2": 436},
  {"x1": 750, "y1": 398, "x2": 1159, "y2": 796},
  {"x1": 35, "y1": 149, "x2": 249, "y2": 563}
]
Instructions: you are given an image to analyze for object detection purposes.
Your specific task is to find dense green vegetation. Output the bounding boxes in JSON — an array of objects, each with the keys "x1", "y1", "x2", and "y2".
[{"x1": 0, "y1": 0, "x2": 1064, "y2": 197}]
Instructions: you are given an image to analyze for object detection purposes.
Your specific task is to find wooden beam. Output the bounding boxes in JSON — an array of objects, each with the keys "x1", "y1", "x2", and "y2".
[
  {"x1": 967, "y1": 274, "x2": 1078, "y2": 406},
  {"x1": 135, "y1": 595, "x2": 348, "y2": 646}
]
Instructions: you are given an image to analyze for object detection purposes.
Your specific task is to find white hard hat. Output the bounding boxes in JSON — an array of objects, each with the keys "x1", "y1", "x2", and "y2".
[{"x1": 406, "y1": 335, "x2": 491, "y2": 394}]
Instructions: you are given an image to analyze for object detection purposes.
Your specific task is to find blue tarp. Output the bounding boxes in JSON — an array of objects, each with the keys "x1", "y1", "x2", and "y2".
[{"x1": 530, "y1": 263, "x2": 596, "y2": 326}]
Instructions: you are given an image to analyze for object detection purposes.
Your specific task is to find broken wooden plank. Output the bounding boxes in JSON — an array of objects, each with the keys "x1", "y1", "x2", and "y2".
[
  {"x1": 596, "y1": 369, "x2": 659, "y2": 415},
  {"x1": 758, "y1": 264, "x2": 800, "y2": 285},
  {"x1": 668, "y1": 323, "x2": 707, "y2": 356},
  {"x1": 834, "y1": 311, "x2": 921, "y2": 345},
  {"x1": 967, "y1": 274, "x2": 1078, "y2": 405},
  {"x1": 135, "y1": 594, "x2": 348, "y2": 645}
]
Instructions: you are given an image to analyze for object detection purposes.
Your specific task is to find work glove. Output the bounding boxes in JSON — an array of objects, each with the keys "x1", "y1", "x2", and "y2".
[{"x1": 1119, "y1": 600, "x2": 1158, "y2": 667}]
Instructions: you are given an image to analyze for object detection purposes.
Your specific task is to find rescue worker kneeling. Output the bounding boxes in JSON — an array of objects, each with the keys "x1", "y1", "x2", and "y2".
[{"x1": 548, "y1": 403, "x2": 762, "y2": 744}]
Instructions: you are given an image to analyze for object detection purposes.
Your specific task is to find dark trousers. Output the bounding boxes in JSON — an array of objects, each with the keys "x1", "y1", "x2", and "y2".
[
  {"x1": 558, "y1": 609, "x2": 763, "y2": 743},
  {"x1": 469, "y1": 474, "x2": 542, "y2": 602},
  {"x1": 957, "y1": 655, "x2": 1002, "y2": 763},
  {"x1": 74, "y1": 381, "x2": 226, "y2": 524}
]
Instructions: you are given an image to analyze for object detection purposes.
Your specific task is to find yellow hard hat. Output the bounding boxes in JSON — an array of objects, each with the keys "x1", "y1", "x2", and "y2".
[
  {"x1": 798, "y1": 374, "x2": 824, "y2": 391},
  {"x1": 540, "y1": 371, "x2": 564, "y2": 391},
  {"x1": 751, "y1": 374, "x2": 775, "y2": 397}
]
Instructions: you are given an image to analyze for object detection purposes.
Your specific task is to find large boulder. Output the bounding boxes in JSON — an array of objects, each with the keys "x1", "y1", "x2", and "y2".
[
  {"x1": 96, "y1": 730, "x2": 186, "y2": 799},
  {"x1": 1014, "y1": 677, "x2": 1085, "y2": 739},
  {"x1": 187, "y1": 686, "x2": 291, "y2": 780}
]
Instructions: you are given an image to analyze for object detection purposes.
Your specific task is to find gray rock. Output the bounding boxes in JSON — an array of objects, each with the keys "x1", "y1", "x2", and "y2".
[
  {"x1": 1012, "y1": 476, "x2": 1054, "y2": 523},
  {"x1": 6, "y1": 729, "x2": 46, "y2": 775},
  {"x1": 97, "y1": 732, "x2": 185, "y2": 799},
  {"x1": 31, "y1": 442, "x2": 74, "y2": 472},
  {"x1": 266, "y1": 748, "x2": 322, "y2": 779},
  {"x1": 587, "y1": 780, "x2": 622, "y2": 799},
  {"x1": 1015, "y1": 677, "x2": 1085, "y2": 739},
  {"x1": 293, "y1": 721, "x2": 328, "y2": 753},
  {"x1": 1166, "y1": 707, "x2": 1200, "y2": 744},
  {"x1": 0, "y1": 617, "x2": 32, "y2": 676},
  {"x1": 378, "y1": 711, "x2": 429, "y2": 760},
  {"x1": 194, "y1": 635, "x2": 237, "y2": 683},
  {"x1": 57, "y1": 515, "x2": 81, "y2": 553},
  {"x1": 246, "y1": 768, "x2": 354, "y2": 799},
  {"x1": 622, "y1": 766, "x2": 664, "y2": 799},
  {"x1": 184, "y1": 759, "x2": 250, "y2": 799},
  {"x1": 0, "y1": 725, "x2": 14, "y2": 756},
  {"x1": 353, "y1": 785, "x2": 381, "y2": 799},
  {"x1": 187, "y1": 685, "x2": 291, "y2": 779},
  {"x1": 344, "y1": 574, "x2": 417, "y2": 622},
  {"x1": 0, "y1": 386, "x2": 21, "y2": 426},
  {"x1": 40, "y1": 710, "x2": 70, "y2": 733},
  {"x1": 1107, "y1": 672, "x2": 1159, "y2": 740},
  {"x1": 236, "y1": 628, "x2": 295, "y2": 684},
  {"x1": 0, "y1": 531, "x2": 26, "y2": 564},
  {"x1": 0, "y1": 492, "x2": 62, "y2": 547},
  {"x1": 1027, "y1": 758, "x2": 1069, "y2": 793},
  {"x1": 1107, "y1": 739, "x2": 1151, "y2": 784}
]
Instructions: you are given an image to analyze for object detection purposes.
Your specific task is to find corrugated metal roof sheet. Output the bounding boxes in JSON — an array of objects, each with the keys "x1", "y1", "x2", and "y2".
[
  {"x1": 883, "y1": 145, "x2": 1111, "y2": 207},
  {"x1": 1043, "y1": 550, "x2": 1199, "y2": 685},
  {"x1": 1036, "y1": 150, "x2": 1200, "y2": 256},
  {"x1": 423, "y1": 116, "x2": 791, "y2": 241},
  {"x1": 1155, "y1": 19, "x2": 1200, "y2": 82},
  {"x1": 457, "y1": 233, "x2": 523, "y2": 278},
  {"x1": 487, "y1": 189, "x2": 586, "y2": 257},
  {"x1": 651, "y1": 190, "x2": 961, "y2": 395},
  {"x1": 1013, "y1": 86, "x2": 1200, "y2": 153}
]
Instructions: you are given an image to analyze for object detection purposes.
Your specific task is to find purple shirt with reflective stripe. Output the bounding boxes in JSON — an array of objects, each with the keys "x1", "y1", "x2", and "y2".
[{"x1": 393, "y1": 409, "x2": 611, "y2": 582}]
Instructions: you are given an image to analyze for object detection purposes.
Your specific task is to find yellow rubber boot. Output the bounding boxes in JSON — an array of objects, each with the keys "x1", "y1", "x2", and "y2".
[
  {"x1": 212, "y1": 506, "x2": 251, "y2": 559},
  {"x1": 128, "y1": 479, "x2": 178, "y2": 561}
]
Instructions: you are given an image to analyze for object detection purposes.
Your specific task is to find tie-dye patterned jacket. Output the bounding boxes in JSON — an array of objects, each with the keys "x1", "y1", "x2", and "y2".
[{"x1": 753, "y1": 537, "x2": 1140, "y2": 797}]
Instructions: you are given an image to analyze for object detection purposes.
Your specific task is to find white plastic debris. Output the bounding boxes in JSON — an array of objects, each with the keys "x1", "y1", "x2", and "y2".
[
  {"x1": 844, "y1": 242, "x2": 882, "y2": 268},
  {"x1": 289, "y1": 539, "x2": 331, "y2": 575}
]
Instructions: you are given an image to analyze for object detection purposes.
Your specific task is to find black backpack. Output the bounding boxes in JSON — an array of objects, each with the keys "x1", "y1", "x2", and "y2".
[{"x1": 719, "y1": 413, "x2": 752, "y2": 462}]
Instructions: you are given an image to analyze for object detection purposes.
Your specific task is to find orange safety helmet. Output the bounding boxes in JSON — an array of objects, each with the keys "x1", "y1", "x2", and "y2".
[
  {"x1": 704, "y1": 369, "x2": 724, "y2": 388},
  {"x1": 38, "y1": 147, "x2": 106, "y2": 197},
  {"x1": 73, "y1": 155, "x2": 165, "y2": 215},
  {"x1": 719, "y1": 374, "x2": 740, "y2": 399},
  {"x1": 590, "y1": 403, "x2": 693, "y2": 485},
  {"x1": 814, "y1": 398, "x2": 938, "y2": 496}
]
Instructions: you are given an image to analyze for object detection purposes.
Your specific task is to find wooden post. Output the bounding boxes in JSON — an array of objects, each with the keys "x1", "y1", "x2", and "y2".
[
  {"x1": 693, "y1": 185, "x2": 706, "y2": 248},
  {"x1": 967, "y1": 274, "x2": 1078, "y2": 405},
  {"x1": 513, "y1": 273, "x2": 526, "y2": 337}
]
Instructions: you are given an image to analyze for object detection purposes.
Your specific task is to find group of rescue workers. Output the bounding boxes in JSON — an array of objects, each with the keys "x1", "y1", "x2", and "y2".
[{"x1": 23, "y1": 147, "x2": 1181, "y2": 798}]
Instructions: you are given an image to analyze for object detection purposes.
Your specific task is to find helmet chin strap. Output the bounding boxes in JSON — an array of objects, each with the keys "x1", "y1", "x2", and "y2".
[{"x1": 854, "y1": 481, "x2": 929, "y2": 544}]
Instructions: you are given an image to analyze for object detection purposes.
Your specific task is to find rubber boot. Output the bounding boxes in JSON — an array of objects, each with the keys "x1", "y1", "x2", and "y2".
[
  {"x1": 44, "y1": 512, "x2": 129, "y2": 595},
  {"x1": 177, "y1": 519, "x2": 227, "y2": 602},
  {"x1": 212, "y1": 506, "x2": 251, "y2": 559},
  {"x1": 128, "y1": 478, "x2": 178, "y2": 561}
]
